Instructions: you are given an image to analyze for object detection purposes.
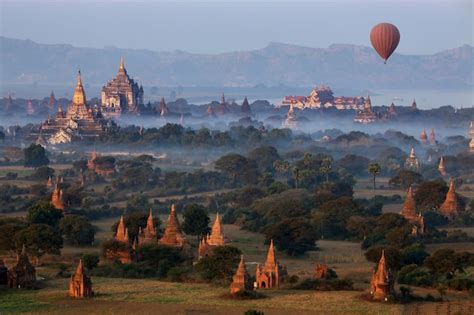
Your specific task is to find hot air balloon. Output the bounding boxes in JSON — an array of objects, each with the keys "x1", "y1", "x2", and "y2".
[{"x1": 370, "y1": 23, "x2": 400, "y2": 64}]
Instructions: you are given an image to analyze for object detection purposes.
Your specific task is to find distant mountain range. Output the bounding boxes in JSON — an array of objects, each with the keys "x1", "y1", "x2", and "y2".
[{"x1": 0, "y1": 36, "x2": 472, "y2": 89}]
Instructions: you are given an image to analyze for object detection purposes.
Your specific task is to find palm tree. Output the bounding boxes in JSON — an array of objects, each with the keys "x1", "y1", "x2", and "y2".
[
  {"x1": 368, "y1": 162, "x2": 381, "y2": 192},
  {"x1": 320, "y1": 158, "x2": 332, "y2": 183},
  {"x1": 292, "y1": 166, "x2": 301, "y2": 188}
]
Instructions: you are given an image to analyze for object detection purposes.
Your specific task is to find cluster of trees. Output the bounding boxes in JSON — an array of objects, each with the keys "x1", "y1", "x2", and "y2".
[
  {"x1": 99, "y1": 124, "x2": 294, "y2": 149},
  {"x1": 0, "y1": 202, "x2": 95, "y2": 262}
]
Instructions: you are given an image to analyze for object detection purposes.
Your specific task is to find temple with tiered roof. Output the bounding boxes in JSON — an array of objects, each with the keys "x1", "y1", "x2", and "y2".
[
  {"x1": 101, "y1": 58, "x2": 144, "y2": 118},
  {"x1": 35, "y1": 71, "x2": 111, "y2": 144},
  {"x1": 353, "y1": 96, "x2": 377, "y2": 124}
]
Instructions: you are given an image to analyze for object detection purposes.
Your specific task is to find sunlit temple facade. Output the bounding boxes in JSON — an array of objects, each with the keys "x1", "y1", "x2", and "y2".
[{"x1": 101, "y1": 58, "x2": 144, "y2": 118}]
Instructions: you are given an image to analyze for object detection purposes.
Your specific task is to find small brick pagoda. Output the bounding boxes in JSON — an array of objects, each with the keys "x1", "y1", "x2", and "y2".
[
  {"x1": 50, "y1": 184, "x2": 65, "y2": 211},
  {"x1": 7, "y1": 246, "x2": 36, "y2": 289},
  {"x1": 400, "y1": 186, "x2": 425, "y2": 235},
  {"x1": 255, "y1": 240, "x2": 287, "y2": 289},
  {"x1": 230, "y1": 255, "x2": 249, "y2": 294},
  {"x1": 370, "y1": 250, "x2": 394, "y2": 301},
  {"x1": 69, "y1": 259, "x2": 93, "y2": 298},
  {"x1": 439, "y1": 179, "x2": 461, "y2": 219}
]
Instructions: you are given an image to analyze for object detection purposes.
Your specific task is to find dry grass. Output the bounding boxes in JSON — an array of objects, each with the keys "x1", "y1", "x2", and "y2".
[{"x1": 1, "y1": 277, "x2": 403, "y2": 315}]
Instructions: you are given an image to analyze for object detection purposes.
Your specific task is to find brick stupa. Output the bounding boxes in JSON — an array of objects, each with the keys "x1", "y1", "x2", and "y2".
[
  {"x1": 230, "y1": 255, "x2": 248, "y2": 294},
  {"x1": 370, "y1": 250, "x2": 393, "y2": 301},
  {"x1": 158, "y1": 204, "x2": 187, "y2": 247},
  {"x1": 439, "y1": 179, "x2": 461, "y2": 219},
  {"x1": 69, "y1": 259, "x2": 93, "y2": 298}
]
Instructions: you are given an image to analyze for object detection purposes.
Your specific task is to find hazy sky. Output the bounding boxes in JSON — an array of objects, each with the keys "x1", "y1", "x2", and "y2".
[{"x1": 0, "y1": 0, "x2": 472, "y2": 54}]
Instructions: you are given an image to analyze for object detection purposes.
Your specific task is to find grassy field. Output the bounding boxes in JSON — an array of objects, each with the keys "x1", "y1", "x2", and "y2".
[{"x1": 0, "y1": 277, "x2": 404, "y2": 315}]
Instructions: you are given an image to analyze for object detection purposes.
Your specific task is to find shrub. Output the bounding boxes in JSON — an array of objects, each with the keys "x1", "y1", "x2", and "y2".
[{"x1": 293, "y1": 278, "x2": 353, "y2": 291}]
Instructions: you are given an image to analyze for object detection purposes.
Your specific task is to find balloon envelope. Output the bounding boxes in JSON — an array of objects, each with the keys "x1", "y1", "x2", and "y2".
[{"x1": 370, "y1": 23, "x2": 400, "y2": 63}]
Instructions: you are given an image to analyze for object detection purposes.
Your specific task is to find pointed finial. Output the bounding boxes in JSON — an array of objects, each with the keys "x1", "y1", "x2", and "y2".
[
  {"x1": 76, "y1": 69, "x2": 82, "y2": 86},
  {"x1": 120, "y1": 57, "x2": 125, "y2": 70}
]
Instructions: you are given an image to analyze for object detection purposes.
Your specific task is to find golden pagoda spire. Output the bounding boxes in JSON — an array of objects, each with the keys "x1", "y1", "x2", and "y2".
[
  {"x1": 120, "y1": 57, "x2": 125, "y2": 71},
  {"x1": 72, "y1": 70, "x2": 86, "y2": 104}
]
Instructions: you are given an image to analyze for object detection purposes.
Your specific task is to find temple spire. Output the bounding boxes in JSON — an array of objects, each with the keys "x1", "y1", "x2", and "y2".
[
  {"x1": 72, "y1": 70, "x2": 86, "y2": 104},
  {"x1": 120, "y1": 57, "x2": 125, "y2": 71},
  {"x1": 439, "y1": 179, "x2": 460, "y2": 219},
  {"x1": 438, "y1": 157, "x2": 446, "y2": 176},
  {"x1": 264, "y1": 239, "x2": 276, "y2": 269},
  {"x1": 400, "y1": 186, "x2": 417, "y2": 219},
  {"x1": 76, "y1": 259, "x2": 84, "y2": 275}
]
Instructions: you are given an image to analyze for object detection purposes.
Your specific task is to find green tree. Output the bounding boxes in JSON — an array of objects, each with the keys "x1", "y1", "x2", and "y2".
[
  {"x1": 264, "y1": 218, "x2": 317, "y2": 256},
  {"x1": 215, "y1": 154, "x2": 258, "y2": 185},
  {"x1": 82, "y1": 253, "x2": 99, "y2": 270},
  {"x1": 26, "y1": 202, "x2": 64, "y2": 227},
  {"x1": 60, "y1": 215, "x2": 95, "y2": 245},
  {"x1": 292, "y1": 166, "x2": 301, "y2": 188},
  {"x1": 182, "y1": 204, "x2": 210, "y2": 241},
  {"x1": 14, "y1": 224, "x2": 63, "y2": 262},
  {"x1": 424, "y1": 249, "x2": 474, "y2": 278},
  {"x1": 368, "y1": 162, "x2": 381, "y2": 192},
  {"x1": 273, "y1": 160, "x2": 289, "y2": 174},
  {"x1": 195, "y1": 246, "x2": 241, "y2": 282},
  {"x1": 388, "y1": 170, "x2": 423, "y2": 189},
  {"x1": 414, "y1": 181, "x2": 448, "y2": 211},
  {"x1": 0, "y1": 218, "x2": 27, "y2": 253},
  {"x1": 30, "y1": 166, "x2": 55, "y2": 180},
  {"x1": 23, "y1": 143, "x2": 49, "y2": 168},
  {"x1": 248, "y1": 146, "x2": 281, "y2": 173},
  {"x1": 126, "y1": 194, "x2": 151, "y2": 212}
]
